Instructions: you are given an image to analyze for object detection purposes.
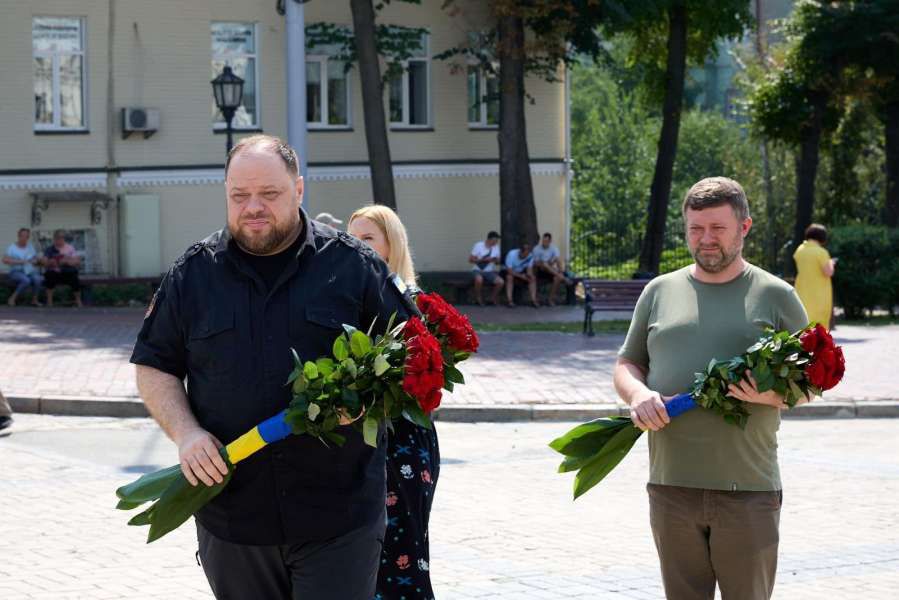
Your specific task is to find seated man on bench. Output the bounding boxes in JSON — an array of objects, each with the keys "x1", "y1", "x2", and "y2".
[
  {"x1": 504, "y1": 242, "x2": 539, "y2": 308},
  {"x1": 469, "y1": 230, "x2": 504, "y2": 306},
  {"x1": 532, "y1": 232, "x2": 572, "y2": 306}
]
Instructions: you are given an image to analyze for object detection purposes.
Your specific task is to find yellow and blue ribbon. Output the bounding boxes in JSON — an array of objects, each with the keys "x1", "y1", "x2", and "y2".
[{"x1": 224, "y1": 409, "x2": 292, "y2": 464}]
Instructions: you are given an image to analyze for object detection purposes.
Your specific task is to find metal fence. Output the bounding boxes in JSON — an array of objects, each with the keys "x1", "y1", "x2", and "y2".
[{"x1": 569, "y1": 219, "x2": 690, "y2": 279}]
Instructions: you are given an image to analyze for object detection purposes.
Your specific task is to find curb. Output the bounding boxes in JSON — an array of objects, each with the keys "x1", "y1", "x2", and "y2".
[{"x1": 8, "y1": 394, "x2": 899, "y2": 422}]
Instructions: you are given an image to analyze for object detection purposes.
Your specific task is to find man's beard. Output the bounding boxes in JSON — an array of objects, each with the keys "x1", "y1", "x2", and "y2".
[
  {"x1": 231, "y1": 210, "x2": 300, "y2": 255},
  {"x1": 691, "y1": 235, "x2": 742, "y2": 274}
]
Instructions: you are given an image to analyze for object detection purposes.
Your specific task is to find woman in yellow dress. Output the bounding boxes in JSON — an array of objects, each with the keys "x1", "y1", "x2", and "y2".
[{"x1": 793, "y1": 223, "x2": 837, "y2": 328}]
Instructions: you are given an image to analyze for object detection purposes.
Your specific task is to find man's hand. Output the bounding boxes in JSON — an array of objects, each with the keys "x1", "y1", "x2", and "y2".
[
  {"x1": 727, "y1": 370, "x2": 788, "y2": 409},
  {"x1": 629, "y1": 390, "x2": 671, "y2": 431},
  {"x1": 177, "y1": 428, "x2": 229, "y2": 486}
]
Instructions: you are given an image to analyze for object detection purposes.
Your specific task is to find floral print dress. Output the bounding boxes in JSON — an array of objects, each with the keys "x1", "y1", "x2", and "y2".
[{"x1": 374, "y1": 415, "x2": 440, "y2": 600}]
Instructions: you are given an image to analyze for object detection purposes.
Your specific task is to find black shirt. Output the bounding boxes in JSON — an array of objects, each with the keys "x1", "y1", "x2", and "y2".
[
  {"x1": 131, "y1": 210, "x2": 409, "y2": 545},
  {"x1": 232, "y1": 229, "x2": 305, "y2": 292}
]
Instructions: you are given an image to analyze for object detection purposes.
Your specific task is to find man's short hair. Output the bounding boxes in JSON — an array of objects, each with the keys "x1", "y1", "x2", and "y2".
[
  {"x1": 226, "y1": 134, "x2": 300, "y2": 178},
  {"x1": 487, "y1": 231, "x2": 500, "y2": 240},
  {"x1": 682, "y1": 177, "x2": 750, "y2": 221},
  {"x1": 53, "y1": 229, "x2": 66, "y2": 240},
  {"x1": 18, "y1": 228, "x2": 29, "y2": 235},
  {"x1": 804, "y1": 223, "x2": 828, "y2": 244},
  {"x1": 542, "y1": 232, "x2": 552, "y2": 239}
]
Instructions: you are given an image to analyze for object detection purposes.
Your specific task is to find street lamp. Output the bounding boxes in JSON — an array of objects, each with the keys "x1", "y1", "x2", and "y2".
[{"x1": 211, "y1": 65, "x2": 245, "y2": 155}]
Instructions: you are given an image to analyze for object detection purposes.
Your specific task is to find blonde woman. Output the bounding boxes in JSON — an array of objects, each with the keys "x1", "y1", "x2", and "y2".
[{"x1": 347, "y1": 205, "x2": 438, "y2": 600}]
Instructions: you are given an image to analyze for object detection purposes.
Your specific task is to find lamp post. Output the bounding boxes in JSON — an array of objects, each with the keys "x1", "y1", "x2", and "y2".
[{"x1": 211, "y1": 65, "x2": 245, "y2": 156}]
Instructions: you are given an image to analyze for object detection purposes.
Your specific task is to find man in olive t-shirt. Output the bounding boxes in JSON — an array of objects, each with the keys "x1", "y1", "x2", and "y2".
[{"x1": 614, "y1": 177, "x2": 809, "y2": 600}]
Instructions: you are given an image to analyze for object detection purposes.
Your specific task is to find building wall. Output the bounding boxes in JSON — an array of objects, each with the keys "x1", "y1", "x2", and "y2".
[{"x1": 0, "y1": 0, "x2": 568, "y2": 274}]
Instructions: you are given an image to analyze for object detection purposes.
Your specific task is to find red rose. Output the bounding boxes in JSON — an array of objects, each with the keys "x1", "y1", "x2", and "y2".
[
  {"x1": 800, "y1": 327, "x2": 819, "y2": 353},
  {"x1": 813, "y1": 323, "x2": 833, "y2": 352},
  {"x1": 417, "y1": 293, "x2": 452, "y2": 325},
  {"x1": 438, "y1": 312, "x2": 480, "y2": 353},
  {"x1": 403, "y1": 316, "x2": 429, "y2": 340},
  {"x1": 818, "y1": 348, "x2": 836, "y2": 370},
  {"x1": 418, "y1": 388, "x2": 442, "y2": 413},
  {"x1": 805, "y1": 359, "x2": 828, "y2": 389},
  {"x1": 402, "y1": 319, "x2": 445, "y2": 413}
]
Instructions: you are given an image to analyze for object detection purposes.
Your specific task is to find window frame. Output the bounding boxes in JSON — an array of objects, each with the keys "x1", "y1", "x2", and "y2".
[
  {"x1": 389, "y1": 33, "x2": 431, "y2": 130},
  {"x1": 32, "y1": 16, "x2": 88, "y2": 132},
  {"x1": 305, "y1": 54, "x2": 352, "y2": 130},
  {"x1": 467, "y1": 64, "x2": 499, "y2": 129},
  {"x1": 211, "y1": 21, "x2": 260, "y2": 131}
]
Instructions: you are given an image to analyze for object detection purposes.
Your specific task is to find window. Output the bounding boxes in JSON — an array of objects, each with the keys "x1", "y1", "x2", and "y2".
[
  {"x1": 467, "y1": 66, "x2": 499, "y2": 128},
  {"x1": 389, "y1": 33, "x2": 430, "y2": 128},
  {"x1": 306, "y1": 36, "x2": 351, "y2": 129},
  {"x1": 211, "y1": 22, "x2": 258, "y2": 129},
  {"x1": 33, "y1": 17, "x2": 86, "y2": 130}
]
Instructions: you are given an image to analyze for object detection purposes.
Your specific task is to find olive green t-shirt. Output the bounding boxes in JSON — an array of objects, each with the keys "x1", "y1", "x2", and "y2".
[{"x1": 619, "y1": 264, "x2": 808, "y2": 491}]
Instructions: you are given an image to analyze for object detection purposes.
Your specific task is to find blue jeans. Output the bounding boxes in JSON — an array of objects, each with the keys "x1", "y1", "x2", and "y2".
[{"x1": 8, "y1": 271, "x2": 43, "y2": 297}]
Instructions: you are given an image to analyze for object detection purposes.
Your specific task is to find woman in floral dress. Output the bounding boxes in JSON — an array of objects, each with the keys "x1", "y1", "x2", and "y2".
[{"x1": 347, "y1": 206, "x2": 439, "y2": 600}]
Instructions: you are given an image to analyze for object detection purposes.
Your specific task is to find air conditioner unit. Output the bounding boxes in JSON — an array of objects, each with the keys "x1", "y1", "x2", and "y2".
[{"x1": 122, "y1": 107, "x2": 160, "y2": 139}]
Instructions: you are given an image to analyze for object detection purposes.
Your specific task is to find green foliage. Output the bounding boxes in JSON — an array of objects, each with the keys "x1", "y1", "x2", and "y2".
[
  {"x1": 602, "y1": 0, "x2": 754, "y2": 104},
  {"x1": 829, "y1": 225, "x2": 899, "y2": 318}
]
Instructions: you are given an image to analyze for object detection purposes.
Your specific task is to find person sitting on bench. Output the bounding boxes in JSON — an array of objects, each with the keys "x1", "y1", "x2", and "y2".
[
  {"x1": 43, "y1": 230, "x2": 83, "y2": 308},
  {"x1": 532, "y1": 232, "x2": 572, "y2": 306},
  {"x1": 469, "y1": 231, "x2": 504, "y2": 306},
  {"x1": 504, "y1": 242, "x2": 539, "y2": 308}
]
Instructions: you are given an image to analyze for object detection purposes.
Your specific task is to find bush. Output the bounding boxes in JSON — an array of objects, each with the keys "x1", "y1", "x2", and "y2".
[{"x1": 829, "y1": 226, "x2": 899, "y2": 319}]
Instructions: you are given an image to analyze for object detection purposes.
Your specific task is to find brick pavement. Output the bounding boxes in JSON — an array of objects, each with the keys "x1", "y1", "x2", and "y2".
[
  {"x1": 0, "y1": 306, "x2": 896, "y2": 407},
  {"x1": 1, "y1": 415, "x2": 898, "y2": 599}
]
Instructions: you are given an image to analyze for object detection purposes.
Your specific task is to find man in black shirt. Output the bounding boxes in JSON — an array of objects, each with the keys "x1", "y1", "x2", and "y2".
[{"x1": 131, "y1": 135, "x2": 409, "y2": 599}]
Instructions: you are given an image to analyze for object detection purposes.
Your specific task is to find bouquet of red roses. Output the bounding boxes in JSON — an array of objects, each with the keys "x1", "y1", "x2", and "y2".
[
  {"x1": 550, "y1": 324, "x2": 845, "y2": 499},
  {"x1": 116, "y1": 292, "x2": 478, "y2": 542}
]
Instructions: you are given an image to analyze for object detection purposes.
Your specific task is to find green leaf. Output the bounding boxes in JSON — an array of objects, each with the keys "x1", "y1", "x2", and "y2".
[
  {"x1": 403, "y1": 401, "x2": 433, "y2": 430},
  {"x1": 324, "y1": 431, "x2": 347, "y2": 447},
  {"x1": 445, "y1": 365, "x2": 465, "y2": 384},
  {"x1": 350, "y1": 330, "x2": 373, "y2": 358},
  {"x1": 341, "y1": 388, "x2": 361, "y2": 413},
  {"x1": 362, "y1": 416, "x2": 379, "y2": 447},
  {"x1": 707, "y1": 358, "x2": 717, "y2": 374},
  {"x1": 128, "y1": 504, "x2": 155, "y2": 526},
  {"x1": 549, "y1": 417, "x2": 635, "y2": 458},
  {"x1": 316, "y1": 358, "x2": 335, "y2": 378},
  {"x1": 333, "y1": 336, "x2": 349, "y2": 361},
  {"x1": 145, "y1": 460, "x2": 234, "y2": 543},
  {"x1": 292, "y1": 376, "x2": 307, "y2": 394},
  {"x1": 342, "y1": 358, "x2": 358, "y2": 379},
  {"x1": 116, "y1": 498, "x2": 146, "y2": 511},
  {"x1": 308, "y1": 402, "x2": 321, "y2": 421},
  {"x1": 342, "y1": 323, "x2": 358, "y2": 338},
  {"x1": 290, "y1": 348, "x2": 302, "y2": 367},
  {"x1": 572, "y1": 424, "x2": 644, "y2": 499},
  {"x1": 303, "y1": 361, "x2": 319, "y2": 380},
  {"x1": 116, "y1": 463, "x2": 184, "y2": 504},
  {"x1": 373, "y1": 354, "x2": 390, "y2": 376}
]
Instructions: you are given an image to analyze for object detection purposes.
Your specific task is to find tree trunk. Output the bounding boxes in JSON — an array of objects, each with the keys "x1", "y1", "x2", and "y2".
[
  {"x1": 885, "y1": 99, "x2": 899, "y2": 227},
  {"x1": 792, "y1": 95, "x2": 825, "y2": 255},
  {"x1": 637, "y1": 1, "x2": 687, "y2": 276},
  {"x1": 497, "y1": 15, "x2": 539, "y2": 256},
  {"x1": 350, "y1": 0, "x2": 397, "y2": 210}
]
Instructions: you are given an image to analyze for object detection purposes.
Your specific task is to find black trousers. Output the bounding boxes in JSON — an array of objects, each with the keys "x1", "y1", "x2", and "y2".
[
  {"x1": 44, "y1": 270, "x2": 81, "y2": 291},
  {"x1": 197, "y1": 512, "x2": 386, "y2": 600}
]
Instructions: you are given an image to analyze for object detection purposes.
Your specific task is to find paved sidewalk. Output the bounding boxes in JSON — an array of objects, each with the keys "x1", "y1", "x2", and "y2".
[
  {"x1": 1, "y1": 415, "x2": 898, "y2": 599},
  {"x1": 1, "y1": 307, "x2": 897, "y2": 419}
]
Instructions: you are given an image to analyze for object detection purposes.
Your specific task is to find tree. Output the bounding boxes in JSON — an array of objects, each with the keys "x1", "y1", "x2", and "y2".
[
  {"x1": 350, "y1": 0, "x2": 398, "y2": 209},
  {"x1": 305, "y1": 5, "x2": 427, "y2": 211},
  {"x1": 438, "y1": 1, "x2": 605, "y2": 252},
  {"x1": 599, "y1": 1, "x2": 753, "y2": 275}
]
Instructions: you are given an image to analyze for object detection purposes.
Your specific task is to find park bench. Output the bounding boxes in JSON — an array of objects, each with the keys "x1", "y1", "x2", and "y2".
[
  {"x1": 441, "y1": 271, "x2": 579, "y2": 306},
  {"x1": 2, "y1": 274, "x2": 161, "y2": 306},
  {"x1": 582, "y1": 279, "x2": 650, "y2": 336}
]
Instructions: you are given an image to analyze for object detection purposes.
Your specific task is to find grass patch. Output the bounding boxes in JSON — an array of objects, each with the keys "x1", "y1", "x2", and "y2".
[{"x1": 473, "y1": 320, "x2": 630, "y2": 334}]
